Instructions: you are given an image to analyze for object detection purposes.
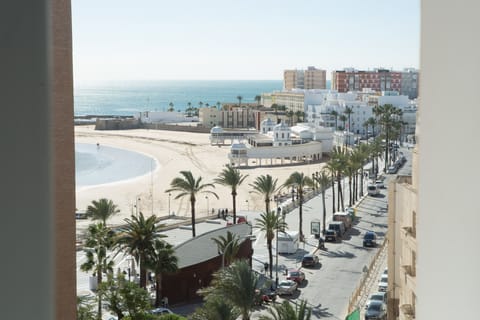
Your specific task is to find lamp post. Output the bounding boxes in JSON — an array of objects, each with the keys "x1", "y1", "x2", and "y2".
[
  {"x1": 168, "y1": 193, "x2": 171, "y2": 216},
  {"x1": 245, "y1": 199, "x2": 249, "y2": 211},
  {"x1": 135, "y1": 197, "x2": 141, "y2": 216},
  {"x1": 205, "y1": 196, "x2": 209, "y2": 215}
]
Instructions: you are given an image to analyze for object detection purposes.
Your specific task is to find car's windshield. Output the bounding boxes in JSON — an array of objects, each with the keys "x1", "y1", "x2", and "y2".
[
  {"x1": 368, "y1": 303, "x2": 382, "y2": 311},
  {"x1": 290, "y1": 272, "x2": 299, "y2": 276},
  {"x1": 365, "y1": 233, "x2": 375, "y2": 239},
  {"x1": 371, "y1": 294, "x2": 383, "y2": 301}
]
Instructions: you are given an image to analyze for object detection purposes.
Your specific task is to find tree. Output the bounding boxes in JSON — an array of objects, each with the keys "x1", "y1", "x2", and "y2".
[
  {"x1": 115, "y1": 212, "x2": 164, "y2": 289},
  {"x1": 80, "y1": 223, "x2": 116, "y2": 318},
  {"x1": 328, "y1": 147, "x2": 347, "y2": 211},
  {"x1": 199, "y1": 101, "x2": 203, "y2": 109},
  {"x1": 86, "y1": 198, "x2": 120, "y2": 225},
  {"x1": 236, "y1": 95, "x2": 243, "y2": 108},
  {"x1": 364, "y1": 117, "x2": 377, "y2": 141},
  {"x1": 191, "y1": 296, "x2": 240, "y2": 320},
  {"x1": 259, "y1": 300, "x2": 312, "y2": 320},
  {"x1": 255, "y1": 211, "x2": 287, "y2": 279},
  {"x1": 146, "y1": 240, "x2": 179, "y2": 307},
  {"x1": 214, "y1": 164, "x2": 249, "y2": 224},
  {"x1": 216, "y1": 101, "x2": 221, "y2": 109},
  {"x1": 168, "y1": 102, "x2": 174, "y2": 112},
  {"x1": 338, "y1": 114, "x2": 347, "y2": 131},
  {"x1": 315, "y1": 171, "x2": 331, "y2": 234},
  {"x1": 323, "y1": 161, "x2": 337, "y2": 214},
  {"x1": 376, "y1": 104, "x2": 403, "y2": 171},
  {"x1": 295, "y1": 110, "x2": 304, "y2": 124},
  {"x1": 166, "y1": 170, "x2": 218, "y2": 238},
  {"x1": 211, "y1": 231, "x2": 241, "y2": 267},
  {"x1": 283, "y1": 172, "x2": 314, "y2": 241},
  {"x1": 200, "y1": 260, "x2": 258, "y2": 320},
  {"x1": 286, "y1": 110, "x2": 294, "y2": 126},
  {"x1": 254, "y1": 95, "x2": 261, "y2": 106},
  {"x1": 330, "y1": 110, "x2": 339, "y2": 130},
  {"x1": 77, "y1": 295, "x2": 96, "y2": 320},
  {"x1": 250, "y1": 174, "x2": 279, "y2": 216},
  {"x1": 98, "y1": 272, "x2": 153, "y2": 320}
]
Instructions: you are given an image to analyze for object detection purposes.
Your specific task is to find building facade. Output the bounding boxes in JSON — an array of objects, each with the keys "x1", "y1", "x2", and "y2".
[
  {"x1": 332, "y1": 68, "x2": 419, "y2": 99},
  {"x1": 284, "y1": 66, "x2": 326, "y2": 90}
]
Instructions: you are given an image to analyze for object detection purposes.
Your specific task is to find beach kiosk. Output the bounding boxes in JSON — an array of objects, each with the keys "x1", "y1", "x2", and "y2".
[{"x1": 277, "y1": 231, "x2": 299, "y2": 254}]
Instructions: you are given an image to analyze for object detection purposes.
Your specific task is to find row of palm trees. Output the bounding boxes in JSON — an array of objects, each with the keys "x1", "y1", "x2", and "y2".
[{"x1": 81, "y1": 203, "x2": 179, "y2": 318}]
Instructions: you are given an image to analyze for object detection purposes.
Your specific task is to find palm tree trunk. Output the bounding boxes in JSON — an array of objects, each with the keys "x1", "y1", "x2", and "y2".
[
  {"x1": 97, "y1": 268, "x2": 102, "y2": 320},
  {"x1": 321, "y1": 191, "x2": 326, "y2": 234},
  {"x1": 360, "y1": 167, "x2": 364, "y2": 197},
  {"x1": 331, "y1": 175, "x2": 336, "y2": 213},
  {"x1": 191, "y1": 199, "x2": 196, "y2": 237},
  {"x1": 140, "y1": 255, "x2": 147, "y2": 289},
  {"x1": 299, "y1": 192, "x2": 304, "y2": 241},
  {"x1": 232, "y1": 193, "x2": 237, "y2": 224},
  {"x1": 155, "y1": 274, "x2": 162, "y2": 307},
  {"x1": 267, "y1": 239, "x2": 273, "y2": 279},
  {"x1": 348, "y1": 177, "x2": 352, "y2": 207}
]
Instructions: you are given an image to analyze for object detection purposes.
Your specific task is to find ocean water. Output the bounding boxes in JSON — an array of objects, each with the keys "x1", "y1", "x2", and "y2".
[
  {"x1": 75, "y1": 143, "x2": 156, "y2": 188},
  {"x1": 74, "y1": 80, "x2": 283, "y2": 116}
]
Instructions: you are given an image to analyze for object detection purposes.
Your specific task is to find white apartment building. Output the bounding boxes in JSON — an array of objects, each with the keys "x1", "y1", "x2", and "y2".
[{"x1": 261, "y1": 89, "x2": 330, "y2": 114}]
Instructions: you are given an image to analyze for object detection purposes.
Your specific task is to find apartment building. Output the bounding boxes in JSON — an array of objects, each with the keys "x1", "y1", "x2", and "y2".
[
  {"x1": 331, "y1": 68, "x2": 419, "y2": 99},
  {"x1": 284, "y1": 66, "x2": 326, "y2": 90}
]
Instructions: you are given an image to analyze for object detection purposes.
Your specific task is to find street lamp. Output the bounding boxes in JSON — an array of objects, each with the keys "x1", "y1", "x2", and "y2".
[
  {"x1": 168, "y1": 193, "x2": 171, "y2": 216},
  {"x1": 205, "y1": 196, "x2": 209, "y2": 215},
  {"x1": 245, "y1": 199, "x2": 249, "y2": 211}
]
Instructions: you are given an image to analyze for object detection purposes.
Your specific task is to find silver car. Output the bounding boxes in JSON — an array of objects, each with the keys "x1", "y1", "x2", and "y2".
[
  {"x1": 365, "y1": 292, "x2": 387, "y2": 309},
  {"x1": 276, "y1": 280, "x2": 298, "y2": 295}
]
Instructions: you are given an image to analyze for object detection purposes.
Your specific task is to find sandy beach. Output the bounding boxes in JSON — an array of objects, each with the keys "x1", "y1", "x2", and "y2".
[{"x1": 75, "y1": 125, "x2": 326, "y2": 228}]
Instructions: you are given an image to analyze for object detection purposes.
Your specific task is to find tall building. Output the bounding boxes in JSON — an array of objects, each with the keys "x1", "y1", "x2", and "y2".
[
  {"x1": 284, "y1": 66, "x2": 326, "y2": 90},
  {"x1": 331, "y1": 68, "x2": 419, "y2": 99}
]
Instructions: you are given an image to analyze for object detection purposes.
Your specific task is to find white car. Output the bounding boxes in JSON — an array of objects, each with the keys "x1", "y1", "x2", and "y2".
[
  {"x1": 378, "y1": 274, "x2": 388, "y2": 292},
  {"x1": 365, "y1": 292, "x2": 387, "y2": 309},
  {"x1": 375, "y1": 179, "x2": 385, "y2": 189}
]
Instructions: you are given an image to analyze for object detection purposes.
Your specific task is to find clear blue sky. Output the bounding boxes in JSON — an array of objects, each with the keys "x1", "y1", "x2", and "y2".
[{"x1": 72, "y1": 0, "x2": 420, "y2": 82}]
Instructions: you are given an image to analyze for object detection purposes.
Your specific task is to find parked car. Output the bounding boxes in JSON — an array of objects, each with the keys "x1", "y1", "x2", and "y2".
[
  {"x1": 378, "y1": 274, "x2": 388, "y2": 292},
  {"x1": 301, "y1": 254, "x2": 319, "y2": 268},
  {"x1": 333, "y1": 211, "x2": 352, "y2": 229},
  {"x1": 276, "y1": 280, "x2": 298, "y2": 295},
  {"x1": 150, "y1": 307, "x2": 173, "y2": 315},
  {"x1": 325, "y1": 230, "x2": 337, "y2": 242},
  {"x1": 286, "y1": 269, "x2": 305, "y2": 284},
  {"x1": 375, "y1": 179, "x2": 384, "y2": 189},
  {"x1": 387, "y1": 165, "x2": 398, "y2": 174},
  {"x1": 367, "y1": 184, "x2": 379, "y2": 196},
  {"x1": 363, "y1": 231, "x2": 377, "y2": 247},
  {"x1": 328, "y1": 221, "x2": 346, "y2": 239},
  {"x1": 365, "y1": 292, "x2": 387, "y2": 309},
  {"x1": 365, "y1": 300, "x2": 387, "y2": 320}
]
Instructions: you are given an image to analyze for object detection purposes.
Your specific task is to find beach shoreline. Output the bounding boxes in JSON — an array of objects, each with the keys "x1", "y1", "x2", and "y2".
[{"x1": 75, "y1": 125, "x2": 326, "y2": 231}]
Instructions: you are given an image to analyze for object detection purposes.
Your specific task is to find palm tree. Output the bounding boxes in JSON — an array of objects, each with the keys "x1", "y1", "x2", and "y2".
[
  {"x1": 286, "y1": 110, "x2": 294, "y2": 126},
  {"x1": 339, "y1": 114, "x2": 347, "y2": 131},
  {"x1": 212, "y1": 231, "x2": 241, "y2": 267},
  {"x1": 86, "y1": 198, "x2": 120, "y2": 225},
  {"x1": 80, "y1": 223, "x2": 115, "y2": 318},
  {"x1": 344, "y1": 106, "x2": 354, "y2": 132},
  {"x1": 259, "y1": 300, "x2": 312, "y2": 320},
  {"x1": 283, "y1": 172, "x2": 314, "y2": 241},
  {"x1": 323, "y1": 161, "x2": 336, "y2": 214},
  {"x1": 214, "y1": 164, "x2": 249, "y2": 224},
  {"x1": 201, "y1": 260, "x2": 258, "y2": 320},
  {"x1": 166, "y1": 170, "x2": 218, "y2": 238},
  {"x1": 250, "y1": 174, "x2": 279, "y2": 216},
  {"x1": 295, "y1": 110, "x2": 304, "y2": 124},
  {"x1": 236, "y1": 95, "x2": 243, "y2": 108},
  {"x1": 364, "y1": 117, "x2": 377, "y2": 141},
  {"x1": 255, "y1": 95, "x2": 261, "y2": 106},
  {"x1": 315, "y1": 171, "x2": 331, "y2": 234},
  {"x1": 255, "y1": 211, "x2": 287, "y2": 279},
  {"x1": 329, "y1": 146, "x2": 347, "y2": 211},
  {"x1": 168, "y1": 102, "x2": 174, "y2": 112},
  {"x1": 376, "y1": 104, "x2": 403, "y2": 171},
  {"x1": 330, "y1": 110, "x2": 339, "y2": 130},
  {"x1": 115, "y1": 212, "x2": 163, "y2": 289},
  {"x1": 146, "y1": 239, "x2": 178, "y2": 307},
  {"x1": 191, "y1": 296, "x2": 240, "y2": 320},
  {"x1": 199, "y1": 101, "x2": 204, "y2": 109},
  {"x1": 216, "y1": 101, "x2": 221, "y2": 109}
]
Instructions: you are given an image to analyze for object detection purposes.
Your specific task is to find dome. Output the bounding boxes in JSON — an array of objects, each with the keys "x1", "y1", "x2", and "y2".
[
  {"x1": 261, "y1": 118, "x2": 275, "y2": 126},
  {"x1": 210, "y1": 126, "x2": 224, "y2": 134},
  {"x1": 274, "y1": 121, "x2": 290, "y2": 131}
]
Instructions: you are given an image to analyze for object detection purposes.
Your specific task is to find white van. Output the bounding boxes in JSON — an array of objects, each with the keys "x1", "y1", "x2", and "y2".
[
  {"x1": 333, "y1": 212, "x2": 352, "y2": 229},
  {"x1": 367, "y1": 184, "x2": 379, "y2": 196}
]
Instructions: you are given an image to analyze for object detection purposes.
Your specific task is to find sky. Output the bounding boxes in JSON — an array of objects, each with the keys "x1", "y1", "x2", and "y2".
[{"x1": 72, "y1": 0, "x2": 420, "y2": 82}]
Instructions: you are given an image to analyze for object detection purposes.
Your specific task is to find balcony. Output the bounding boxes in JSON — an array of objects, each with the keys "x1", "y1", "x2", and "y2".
[{"x1": 400, "y1": 304, "x2": 415, "y2": 318}]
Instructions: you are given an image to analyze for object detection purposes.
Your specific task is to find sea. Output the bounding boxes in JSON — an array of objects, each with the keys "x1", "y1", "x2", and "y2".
[{"x1": 74, "y1": 80, "x2": 284, "y2": 117}]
